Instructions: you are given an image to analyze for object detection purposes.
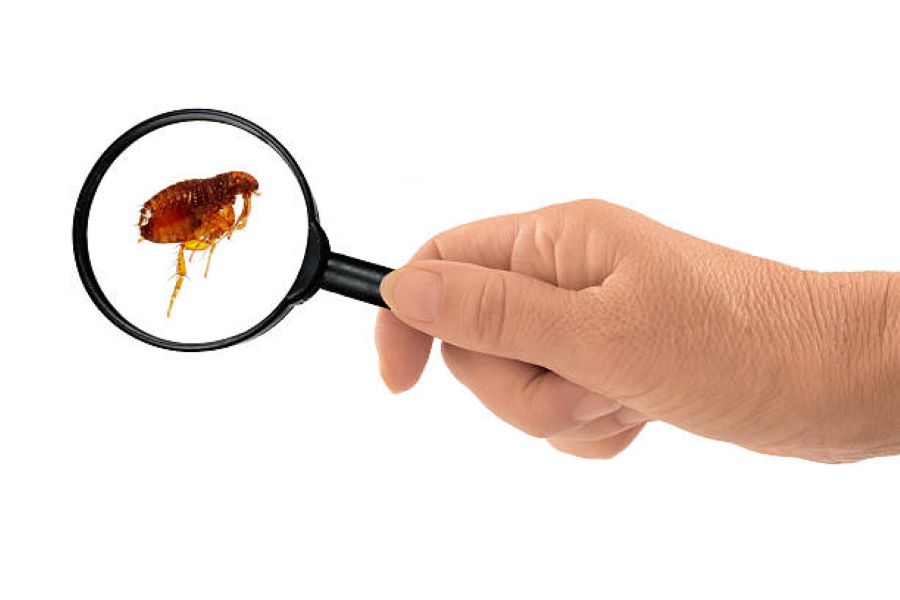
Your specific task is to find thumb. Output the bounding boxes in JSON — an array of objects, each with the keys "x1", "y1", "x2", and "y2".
[{"x1": 380, "y1": 259, "x2": 590, "y2": 372}]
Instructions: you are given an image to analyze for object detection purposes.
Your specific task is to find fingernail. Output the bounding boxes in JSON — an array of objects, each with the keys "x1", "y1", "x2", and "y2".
[
  {"x1": 571, "y1": 393, "x2": 621, "y2": 422},
  {"x1": 615, "y1": 407, "x2": 649, "y2": 426},
  {"x1": 381, "y1": 268, "x2": 442, "y2": 322}
]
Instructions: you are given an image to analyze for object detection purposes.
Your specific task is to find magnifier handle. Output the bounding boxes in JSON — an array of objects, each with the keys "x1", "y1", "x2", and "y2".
[{"x1": 321, "y1": 253, "x2": 393, "y2": 308}]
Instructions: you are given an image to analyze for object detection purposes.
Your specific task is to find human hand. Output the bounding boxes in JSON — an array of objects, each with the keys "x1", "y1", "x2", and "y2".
[{"x1": 375, "y1": 200, "x2": 900, "y2": 462}]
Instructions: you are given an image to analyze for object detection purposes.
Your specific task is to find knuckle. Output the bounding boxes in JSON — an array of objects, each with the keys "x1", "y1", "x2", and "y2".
[
  {"x1": 517, "y1": 420, "x2": 557, "y2": 439},
  {"x1": 497, "y1": 402, "x2": 560, "y2": 440},
  {"x1": 551, "y1": 423, "x2": 644, "y2": 459},
  {"x1": 514, "y1": 384, "x2": 548, "y2": 438},
  {"x1": 563, "y1": 198, "x2": 630, "y2": 226},
  {"x1": 588, "y1": 443, "x2": 628, "y2": 460},
  {"x1": 413, "y1": 237, "x2": 443, "y2": 260},
  {"x1": 557, "y1": 198, "x2": 613, "y2": 212},
  {"x1": 548, "y1": 438, "x2": 626, "y2": 459}
]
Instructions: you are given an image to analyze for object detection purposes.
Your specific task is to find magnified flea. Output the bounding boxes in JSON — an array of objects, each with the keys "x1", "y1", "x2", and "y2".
[{"x1": 137, "y1": 171, "x2": 260, "y2": 317}]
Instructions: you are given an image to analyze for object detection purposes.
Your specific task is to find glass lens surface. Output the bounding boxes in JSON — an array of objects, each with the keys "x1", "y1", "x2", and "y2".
[{"x1": 87, "y1": 121, "x2": 309, "y2": 344}]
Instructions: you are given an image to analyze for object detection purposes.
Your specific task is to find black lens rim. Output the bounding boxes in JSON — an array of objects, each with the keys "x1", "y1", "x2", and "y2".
[{"x1": 72, "y1": 108, "x2": 327, "y2": 352}]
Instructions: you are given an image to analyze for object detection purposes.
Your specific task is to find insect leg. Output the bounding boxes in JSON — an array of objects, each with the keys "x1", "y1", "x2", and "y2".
[
  {"x1": 167, "y1": 243, "x2": 187, "y2": 318},
  {"x1": 233, "y1": 193, "x2": 252, "y2": 233},
  {"x1": 184, "y1": 239, "x2": 211, "y2": 263},
  {"x1": 203, "y1": 212, "x2": 232, "y2": 276},
  {"x1": 204, "y1": 242, "x2": 217, "y2": 278}
]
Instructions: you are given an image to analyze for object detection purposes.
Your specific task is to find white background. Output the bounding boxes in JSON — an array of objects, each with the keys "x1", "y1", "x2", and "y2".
[{"x1": 2, "y1": 2, "x2": 899, "y2": 598}]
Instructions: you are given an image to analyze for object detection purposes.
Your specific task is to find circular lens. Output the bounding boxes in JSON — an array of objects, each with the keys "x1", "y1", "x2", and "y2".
[{"x1": 79, "y1": 114, "x2": 310, "y2": 348}]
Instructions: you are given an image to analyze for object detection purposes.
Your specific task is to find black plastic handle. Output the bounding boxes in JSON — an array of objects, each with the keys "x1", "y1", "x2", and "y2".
[{"x1": 321, "y1": 253, "x2": 393, "y2": 308}]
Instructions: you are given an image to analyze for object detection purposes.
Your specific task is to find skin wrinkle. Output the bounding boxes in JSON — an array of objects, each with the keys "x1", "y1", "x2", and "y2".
[
  {"x1": 837, "y1": 277, "x2": 856, "y2": 404},
  {"x1": 808, "y1": 274, "x2": 831, "y2": 364},
  {"x1": 520, "y1": 367, "x2": 549, "y2": 408},
  {"x1": 585, "y1": 232, "x2": 609, "y2": 289},
  {"x1": 473, "y1": 276, "x2": 491, "y2": 349},
  {"x1": 516, "y1": 366, "x2": 549, "y2": 437},
  {"x1": 740, "y1": 261, "x2": 800, "y2": 388},
  {"x1": 430, "y1": 236, "x2": 446, "y2": 262},
  {"x1": 739, "y1": 260, "x2": 773, "y2": 348},
  {"x1": 802, "y1": 270, "x2": 827, "y2": 345},
  {"x1": 773, "y1": 268, "x2": 812, "y2": 364},
  {"x1": 878, "y1": 272, "x2": 894, "y2": 356},
  {"x1": 555, "y1": 206, "x2": 577, "y2": 288},
  {"x1": 834, "y1": 276, "x2": 866, "y2": 430},
  {"x1": 549, "y1": 222, "x2": 563, "y2": 288},
  {"x1": 509, "y1": 217, "x2": 531, "y2": 276},
  {"x1": 535, "y1": 217, "x2": 590, "y2": 358},
  {"x1": 767, "y1": 269, "x2": 795, "y2": 351},
  {"x1": 742, "y1": 261, "x2": 778, "y2": 350},
  {"x1": 554, "y1": 413, "x2": 635, "y2": 442},
  {"x1": 529, "y1": 218, "x2": 551, "y2": 284},
  {"x1": 507, "y1": 214, "x2": 521, "y2": 272},
  {"x1": 484, "y1": 271, "x2": 509, "y2": 353},
  {"x1": 688, "y1": 259, "x2": 721, "y2": 349}
]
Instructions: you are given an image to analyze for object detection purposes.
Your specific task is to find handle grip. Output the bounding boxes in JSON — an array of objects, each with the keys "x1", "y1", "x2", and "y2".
[{"x1": 320, "y1": 253, "x2": 393, "y2": 308}]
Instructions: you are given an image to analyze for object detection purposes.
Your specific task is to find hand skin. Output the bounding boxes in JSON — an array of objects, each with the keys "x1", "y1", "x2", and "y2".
[{"x1": 375, "y1": 200, "x2": 900, "y2": 463}]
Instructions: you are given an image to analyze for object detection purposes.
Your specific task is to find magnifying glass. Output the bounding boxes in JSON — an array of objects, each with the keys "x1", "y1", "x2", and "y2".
[{"x1": 73, "y1": 108, "x2": 394, "y2": 351}]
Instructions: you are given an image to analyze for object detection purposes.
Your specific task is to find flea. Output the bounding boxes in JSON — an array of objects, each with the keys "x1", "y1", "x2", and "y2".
[{"x1": 138, "y1": 171, "x2": 259, "y2": 317}]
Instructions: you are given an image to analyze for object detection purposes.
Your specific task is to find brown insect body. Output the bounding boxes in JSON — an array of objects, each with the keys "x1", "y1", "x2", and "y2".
[
  {"x1": 139, "y1": 171, "x2": 258, "y2": 243},
  {"x1": 138, "y1": 171, "x2": 259, "y2": 317}
]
